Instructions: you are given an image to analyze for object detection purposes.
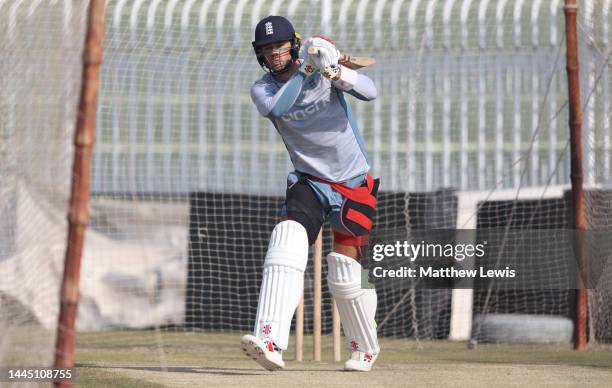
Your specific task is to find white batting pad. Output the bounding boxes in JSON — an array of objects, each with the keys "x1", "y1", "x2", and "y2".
[
  {"x1": 327, "y1": 252, "x2": 380, "y2": 355},
  {"x1": 254, "y1": 220, "x2": 309, "y2": 350}
]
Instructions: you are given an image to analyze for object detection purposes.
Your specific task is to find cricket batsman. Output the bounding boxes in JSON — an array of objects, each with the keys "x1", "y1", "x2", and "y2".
[{"x1": 240, "y1": 15, "x2": 380, "y2": 372}]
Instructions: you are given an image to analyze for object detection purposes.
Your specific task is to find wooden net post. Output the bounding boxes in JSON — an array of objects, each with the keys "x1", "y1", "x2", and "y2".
[
  {"x1": 53, "y1": 0, "x2": 106, "y2": 385},
  {"x1": 564, "y1": 0, "x2": 587, "y2": 350}
]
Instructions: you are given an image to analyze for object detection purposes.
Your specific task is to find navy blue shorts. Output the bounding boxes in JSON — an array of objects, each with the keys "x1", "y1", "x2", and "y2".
[{"x1": 280, "y1": 171, "x2": 366, "y2": 234}]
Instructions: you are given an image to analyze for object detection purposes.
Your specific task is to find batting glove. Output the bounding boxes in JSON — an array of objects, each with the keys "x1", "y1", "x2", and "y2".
[
  {"x1": 297, "y1": 41, "x2": 317, "y2": 77},
  {"x1": 307, "y1": 35, "x2": 342, "y2": 80}
]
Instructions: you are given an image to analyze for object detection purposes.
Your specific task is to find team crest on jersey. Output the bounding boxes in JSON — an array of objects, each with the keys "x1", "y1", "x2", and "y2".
[{"x1": 265, "y1": 22, "x2": 274, "y2": 35}]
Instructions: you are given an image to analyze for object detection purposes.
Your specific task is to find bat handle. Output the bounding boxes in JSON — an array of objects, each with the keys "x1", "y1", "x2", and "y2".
[{"x1": 307, "y1": 46, "x2": 320, "y2": 56}]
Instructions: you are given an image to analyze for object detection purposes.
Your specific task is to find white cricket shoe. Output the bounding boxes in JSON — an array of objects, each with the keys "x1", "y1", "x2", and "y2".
[
  {"x1": 344, "y1": 351, "x2": 378, "y2": 372},
  {"x1": 240, "y1": 334, "x2": 285, "y2": 371}
]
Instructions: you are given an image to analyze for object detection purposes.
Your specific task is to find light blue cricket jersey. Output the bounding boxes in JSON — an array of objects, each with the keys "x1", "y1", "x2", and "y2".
[{"x1": 250, "y1": 69, "x2": 377, "y2": 183}]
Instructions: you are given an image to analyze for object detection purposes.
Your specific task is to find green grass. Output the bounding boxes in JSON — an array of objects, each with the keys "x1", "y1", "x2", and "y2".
[
  {"x1": 72, "y1": 330, "x2": 612, "y2": 387},
  {"x1": 76, "y1": 367, "x2": 166, "y2": 388}
]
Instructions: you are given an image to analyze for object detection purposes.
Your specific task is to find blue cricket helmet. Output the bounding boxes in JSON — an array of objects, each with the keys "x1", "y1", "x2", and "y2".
[{"x1": 252, "y1": 16, "x2": 302, "y2": 73}]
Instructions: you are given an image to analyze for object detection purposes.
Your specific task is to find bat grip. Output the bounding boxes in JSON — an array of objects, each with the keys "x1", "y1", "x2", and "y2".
[{"x1": 307, "y1": 46, "x2": 320, "y2": 56}]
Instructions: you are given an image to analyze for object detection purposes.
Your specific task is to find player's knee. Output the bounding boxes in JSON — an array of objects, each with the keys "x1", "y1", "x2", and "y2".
[{"x1": 265, "y1": 220, "x2": 309, "y2": 272}]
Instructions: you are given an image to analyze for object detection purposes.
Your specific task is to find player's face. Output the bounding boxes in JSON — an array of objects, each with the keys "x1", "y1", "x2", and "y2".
[{"x1": 261, "y1": 41, "x2": 292, "y2": 71}]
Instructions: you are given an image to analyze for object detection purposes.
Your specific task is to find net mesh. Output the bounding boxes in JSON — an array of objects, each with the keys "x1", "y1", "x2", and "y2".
[
  {"x1": 83, "y1": 0, "x2": 610, "y2": 345},
  {"x1": 581, "y1": 0, "x2": 612, "y2": 347},
  {"x1": 87, "y1": 0, "x2": 612, "y2": 344},
  {"x1": 0, "y1": 0, "x2": 88, "y2": 368}
]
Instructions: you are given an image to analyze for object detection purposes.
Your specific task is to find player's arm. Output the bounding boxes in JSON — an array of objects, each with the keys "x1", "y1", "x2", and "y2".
[
  {"x1": 250, "y1": 74, "x2": 303, "y2": 118},
  {"x1": 332, "y1": 66, "x2": 377, "y2": 101},
  {"x1": 250, "y1": 57, "x2": 317, "y2": 118}
]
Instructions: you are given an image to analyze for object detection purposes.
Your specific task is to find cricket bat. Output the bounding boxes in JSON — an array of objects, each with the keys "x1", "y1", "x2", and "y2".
[{"x1": 307, "y1": 46, "x2": 375, "y2": 69}]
